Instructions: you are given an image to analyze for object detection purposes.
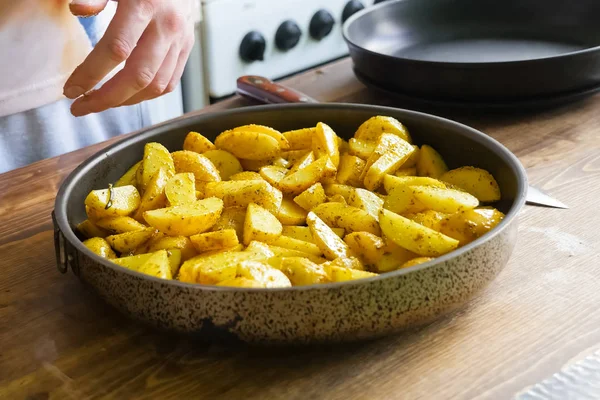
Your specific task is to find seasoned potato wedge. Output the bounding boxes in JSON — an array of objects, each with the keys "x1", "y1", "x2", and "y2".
[
  {"x1": 384, "y1": 185, "x2": 426, "y2": 215},
  {"x1": 140, "y1": 143, "x2": 175, "y2": 191},
  {"x1": 400, "y1": 257, "x2": 434, "y2": 269},
  {"x1": 217, "y1": 277, "x2": 265, "y2": 288},
  {"x1": 147, "y1": 235, "x2": 197, "y2": 261},
  {"x1": 190, "y1": 229, "x2": 239, "y2": 253},
  {"x1": 293, "y1": 183, "x2": 326, "y2": 211},
  {"x1": 403, "y1": 146, "x2": 420, "y2": 168},
  {"x1": 96, "y1": 216, "x2": 147, "y2": 234},
  {"x1": 417, "y1": 145, "x2": 448, "y2": 178},
  {"x1": 238, "y1": 158, "x2": 274, "y2": 172},
  {"x1": 322, "y1": 256, "x2": 365, "y2": 271},
  {"x1": 344, "y1": 232, "x2": 386, "y2": 265},
  {"x1": 283, "y1": 128, "x2": 315, "y2": 150},
  {"x1": 327, "y1": 266, "x2": 378, "y2": 282},
  {"x1": 268, "y1": 235, "x2": 322, "y2": 257},
  {"x1": 336, "y1": 155, "x2": 366, "y2": 187},
  {"x1": 133, "y1": 169, "x2": 169, "y2": 221},
  {"x1": 288, "y1": 151, "x2": 315, "y2": 175},
  {"x1": 412, "y1": 185, "x2": 479, "y2": 214},
  {"x1": 282, "y1": 225, "x2": 345, "y2": 242},
  {"x1": 212, "y1": 206, "x2": 247, "y2": 238},
  {"x1": 183, "y1": 131, "x2": 216, "y2": 154},
  {"x1": 395, "y1": 167, "x2": 418, "y2": 177},
  {"x1": 172, "y1": 150, "x2": 221, "y2": 183},
  {"x1": 243, "y1": 203, "x2": 283, "y2": 245},
  {"x1": 379, "y1": 209, "x2": 459, "y2": 257},
  {"x1": 260, "y1": 165, "x2": 288, "y2": 187},
  {"x1": 363, "y1": 137, "x2": 414, "y2": 190},
  {"x1": 245, "y1": 240, "x2": 276, "y2": 258},
  {"x1": 354, "y1": 115, "x2": 411, "y2": 143},
  {"x1": 348, "y1": 138, "x2": 375, "y2": 160},
  {"x1": 143, "y1": 198, "x2": 224, "y2": 237},
  {"x1": 77, "y1": 219, "x2": 109, "y2": 239},
  {"x1": 236, "y1": 260, "x2": 292, "y2": 288},
  {"x1": 203, "y1": 150, "x2": 243, "y2": 180},
  {"x1": 106, "y1": 228, "x2": 156, "y2": 254},
  {"x1": 307, "y1": 212, "x2": 354, "y2": 260},
  {"x1": 279, "y1": 257, "x2": 329, "y2": 286},
  {"x1": 327, "y1": 194, "x2": 347, "y2": 204},
  {"x1": 440, "y1": 208, "x2": 505, "y2": 245},
  {"x1": 179, "y1": 251, "x2": 265, "y2": 284},
  {"x1": 215, "y1": 131, "x2": 280, "y2": 160},
  {"x1": 230, "y1": 124, "x2": 290, "y2": 150},
  {"x1": 165, "y1": 172, "x2": 196, "y2": 206},
  {"x1": 137, "y1": 250, "x2": 172, "y2": 279},
  {"x1": 229, "y1": 171, "x2": 264, "y2": 181},
  {"x1": 373, "y1": 242, "x2": 418, "y2": 273},
  {"x1": 278, "y1": 156, "x2": 336, "y2": 195},
  {"x1": 383, "y1": 174, "x2": 445, "y2": 193},
  {"x1": 312, "y1": 122, "x2": 340, "y2": 167},
  {"x1": 83, "y1": 237, "x2": 116, "y2": 258},
  {"x1": 85, "y1": 185, "x2": 141, "y2": 219},
  {"x1": 115, "y1": 160, "x2": 142, "y2": 187},
  {"x1": 405, "y1": 210, "x2": 447, "y2": 231},
  {"x1": 312, "y1": 202, "x2": 380, "y2": 235},
  {"x1": 323, "y1": 183, "x2": 355, "y2": 201},
  {"x1": 278, "y1": 197, "x2": 307, "y2": 225},
  {"x1": 112, "y1": 249, "x2": 181, "y2": 277},
  {"x1": 440, "y1": 166, "x2": 502, "y2": 202},
  {"x1": 281, "y1": 150, "x2": 310, "y2": 164},
  {"x1": 347, "y1": 188, "x2": 384, "y2": 220},
  {"x1": 204, "y1": 180, "x2": 282, "y2": 214}
]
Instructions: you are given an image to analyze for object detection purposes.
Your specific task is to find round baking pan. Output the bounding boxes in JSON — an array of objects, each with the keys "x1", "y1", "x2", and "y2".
[
  {"x1": 343, "y1": 0, "x2": 600, "y2": 102},
  {"x1": 53, "y1": 103, "x2": 527, "y2": 344}
]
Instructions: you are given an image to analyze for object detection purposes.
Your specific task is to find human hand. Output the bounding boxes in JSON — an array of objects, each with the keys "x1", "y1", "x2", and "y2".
[{"x1": 64, "y1": 0, "x2": 195, "y2": 117}]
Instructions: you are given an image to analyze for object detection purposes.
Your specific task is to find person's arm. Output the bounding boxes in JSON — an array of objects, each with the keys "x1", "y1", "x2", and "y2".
[{"x1": 64, "y1": 0, "x2": 194, "y2": 117}]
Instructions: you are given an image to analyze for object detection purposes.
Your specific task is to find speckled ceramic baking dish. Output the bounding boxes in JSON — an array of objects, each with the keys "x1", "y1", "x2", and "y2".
[{"x1": 53, "y1": 103, "x2": 527, "y2": 344}]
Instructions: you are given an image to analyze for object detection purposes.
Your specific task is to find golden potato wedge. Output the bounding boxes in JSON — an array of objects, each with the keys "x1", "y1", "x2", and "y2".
[
  {"x1": 217, "y1": 277, "x2": 265, "y2": 288},
  {"x1": 327, "y1": 194, "x2": 347, "y2": 204},
  {"x1": 322, "y1": 256, "x2": 365, "y2": 271},
  {"x1": 395, "y1": 167, "x2": 418, "y2": 177},
  {"x1": 111, "y1": 252, "x2": 153, "y2": 269},
  {"x1": 383, "y1": 174, "x2": 446, "y2": 193},
  {"x1": 363, "y1": 138, "x2": 415, "y2": 190},
  {"x1": 338, "y1": 137, "x2": 350, "y2": 154},
  {"x1": 402, "y1": 146, "x2": 420, "y2": 168},
  {"x1": 172, "y1": 150, "x2": 221, "y2": 183},
  {"x1": 283, "y1": 127, "x2": 315, "y2": 150},
  {"x1": 183, "y1": 131, "x2": 216, "y2": 154},
  {"x1": 178, "y1": 251, "x2": 266, "y2": 284},
  {"x1": 96, "y1": 216, "x2": 147, "y2": 234},
  {"x1": 327, "y1": 266, "x2": 377, "y2": 282},
  {"x1": 347, "y1": 188, "x2": 384, "y2": 220},
  {"x1": 272, "y1": 158, "x2": 291, "y2": 169},
  {"x1": 238, "y1": 158, "x2": 274, "y2": 172},
  {"x1": 133, "y1": 169, "x2": 169, "y2": 221},
  {"x1": 190, "y1": 229, "x2": 240, "y2": 253},
  {"x1": 281, "y1": 150, "x2": 310, "y2": 164},
  {"x1": 245, "y1": 240, "x2": 276, "y2": 258},
  {"x1": 215, "y1": 131, "x2": 280, "y2": 160},
  {"x1": 383, "y1": 185, "x2": 427, "y2": 215},
  {"x1": 344, "y1": 232, "x2": 386, "y2": 265},
  {"x1": 281, "y1": 226, "x2": 344, "y2": 242},
  {"x1": 361, "y1": 134, "x2": 411, "y2": 178},
  {"x1": 243, "y1": 203, "x2": 283, "y2": 245},
  {"x1": 212, "y1": 206, "x2": 247, "y2": 239},
  {"x1": 229, "y1": 171, "x2": 264, "y2": 181},
  {"x1": 373, "y1": 242, "x2": 418, "y2": 273},
  {"x1": 147, "y1": 235, "x2": 197, "y2": 261},
  {"x1": 288, "y1": 151, "x2": 315, "y2": 175},
  {"x1": 307, "y1": 212, "x2": 354, "y2": 260},
  {"x1": 354, "y1": 115, "x2": 411, "y2": 143},
  {"x1": 260, "y1": 165, "x2": 288, "y2": 187},
  {"x1": 293, "y1": 183, "x2": 326, "y2": 211},
  {"x1": 312, "y1": 122, "x2": 340, "y2": 167},
  {"x1": 268, "y1": 235, "x2": 322, "y2": 257},
  {"x1": 77, "y1": 219, "x2": 109, "y2": 239},
  {"x1": 278, "y1": 197, "x2": 307, "y2": 225},
  {"x1": 236, "y1": 260, "x2": 292, "y2": 288},
  {"x1": 348, "y1": 138, "x2": 376, "y2": 160},
  {"x1": 311, "y1": 202, "x2": 380, "y2": 235},
  {"x1": 165, "y1": 172, "x2": 196, "y2": 206},
  {"x1": 84, "y1": 185, "x2": 141, "y2": 219},
  {"x1": 139, "y1": 143, "x2": 175, "y2": 191},
  {"x1": 166, "y1": 249, "x2": 183, "y2": 276},
  {"x1": 323, "y1": 183, "x2": 355, "y2": 201},
  {"x1": 379, "y1": 209, "x2": 459, "y2": 257},
  {"x1": 440, "y1": 208, "x2": 505, "y2": 245},
  {"x1": 400, "y1": 257, "x2": 434, "y2": 269},
  {"x1": 115, "y1": 160, "x2": 142, "y2": 187},
  {"x1": 106, "y1": 228, "x2": 156, "y2": 254},
  {"x1": 203, "y1": 180, "x2": 282, "y2": 214},
  {"x1": 278, "y1": 156, "x2": 337, "y2": 195},
  {"x1": 199, "y1": 244, "x2": 244, "y2": 257},
  {"x1": 136, "y1": 250, "x2": 172, "y2": 279},
  {"x1": 336, "y1": 155, "x2": 366, "y2": 187},
  {"x1": 230, "y1": 124, "x2": 290, "y2": 150},
  {"x1": 279, "y1": 257, "x2": 329, "y2": 286},
  {"x1": 405, "y1": 210, "x2": 447, "y2": 231},
  {"x1": 440, "y1": 166, "x2": 501, "y2": 202},
  {"x1": 417, "y1": 145, "x2": 448, "y2": 178},
  {"x1": 412, "y1": 185, "x2": 479, "y2": 213},
  {"x1": 202, "y1": 149, "x2": 243, "y2": 180},
  {"x1": 143, "y1": 197, "x2": 224, "y2": 237},
  {"x1": 83, "y1": 237, "x2": 116, "y2": 258}
]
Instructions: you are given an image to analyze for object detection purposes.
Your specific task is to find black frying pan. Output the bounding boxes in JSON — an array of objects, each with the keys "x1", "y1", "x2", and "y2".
[{"x1": 342, "y1": 0, "x2": 600, "y2": 104}]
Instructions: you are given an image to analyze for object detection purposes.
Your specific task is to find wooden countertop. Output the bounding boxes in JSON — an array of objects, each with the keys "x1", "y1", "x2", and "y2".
[{"x1": 2, "y1": 57, "x2": 600, "y2": 399}]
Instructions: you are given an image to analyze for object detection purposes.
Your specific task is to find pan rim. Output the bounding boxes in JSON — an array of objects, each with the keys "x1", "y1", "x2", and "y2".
[
  {"x1": 55, "y1": 103, "x2": 528, "y2": 293},
  {"x1": 342, "y1": 0, "x2": 600, "y2": 68}
]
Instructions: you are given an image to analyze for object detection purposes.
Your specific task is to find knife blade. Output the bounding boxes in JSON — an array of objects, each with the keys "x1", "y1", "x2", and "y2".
[{"x1": 526, "y1": 186, "x2": 569, "y2": 209}]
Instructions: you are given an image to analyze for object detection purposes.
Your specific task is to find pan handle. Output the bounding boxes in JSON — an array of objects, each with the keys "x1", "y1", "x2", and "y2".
[
  {"x1": 52, "y1": 211, "x2": 81, "y2": 277},
  {"x1": 236, "y1": 75, "x2": 319, "y2": 104}
]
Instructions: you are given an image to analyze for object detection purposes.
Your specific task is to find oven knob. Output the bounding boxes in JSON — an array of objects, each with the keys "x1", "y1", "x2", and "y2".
[
  {"x1": 309, "y1": 10, "x2": 335, "y2": 40},
  {"x1": 239, "y1": 31, "x2": 266, "y2": 62},
  {"x1": 275, "y1": 20, "x2": 302, "y2": 51},
  {"x1": 342, "y1": 0, "x2": 365, "y2": 23}
]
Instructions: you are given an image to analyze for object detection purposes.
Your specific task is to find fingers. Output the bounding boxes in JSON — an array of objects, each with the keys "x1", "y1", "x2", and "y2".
[
  {"x1": 70, "y1": 22, "x2": 171, "y2": 116},
  {"x1": 166, "y1": 32, "x2": 195, "y2": 94},
  {"x1": 69, "y1": 0, "x2": 110, "y2": 17},
  {"x1": 63, "y1": 0, "x2": 153, "y2": 99}
]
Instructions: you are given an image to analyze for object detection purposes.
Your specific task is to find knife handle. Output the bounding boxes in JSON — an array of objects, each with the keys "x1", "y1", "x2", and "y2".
[{"x1": 236, "y1": 75, "x2": 318, "y2": 104}]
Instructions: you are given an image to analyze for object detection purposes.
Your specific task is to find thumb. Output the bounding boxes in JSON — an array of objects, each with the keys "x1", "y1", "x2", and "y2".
[{"x1": 69, "y1": 0, "x2": 113, "y2": 17}]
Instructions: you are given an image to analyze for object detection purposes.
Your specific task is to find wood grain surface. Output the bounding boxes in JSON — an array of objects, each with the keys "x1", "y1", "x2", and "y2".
[{"x1": 1, "y1": 57, "x2": 600, "y2": 400}]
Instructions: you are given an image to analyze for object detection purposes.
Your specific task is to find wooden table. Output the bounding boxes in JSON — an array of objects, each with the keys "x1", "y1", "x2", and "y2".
[{"x1": 2, "y1": 57, "x2": 600, "y2": 399}]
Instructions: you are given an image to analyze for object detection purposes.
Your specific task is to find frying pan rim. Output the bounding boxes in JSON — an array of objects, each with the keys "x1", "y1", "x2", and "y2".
[
  {"x1": 55, "y1": 103, "x2": 527, "y2": 293},
  {"x1": 342, "y1": 0, "x2": 600, "y2": 68}
]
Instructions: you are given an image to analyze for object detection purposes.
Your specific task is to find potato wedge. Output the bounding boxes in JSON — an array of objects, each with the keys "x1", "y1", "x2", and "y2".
[
  {"x1": 178, "y1": 251, "x2": 266, "y2": 284},
  {"x1": 282, "y1": 226, "x2": 344, "y2": 242},
  {"x1": 417, "y1": 145, "x2": 448, "y2": 178},
  {"x1": 336, "y1": 155, "x2": 366, "y2": 187},
  {"x1": 327, "y1": 266, "x2": 377, "y2": 282},
  {"x1": 111, "y1": 249, "x2": 181, "y2": 276},
  {"x1": 183, "y1": 131, "x2": 216, "y2": 154},
  {"x1": 245, "y1": 240, "x2": 276, "y2": 258},
  {"x1": 281, "y1": 150, "x2": 310, "y2": 164},
  {"x1": 278, "y1": 197, "x2": 307, "y2": 225},
  {"x1": 440, "y1": 208, "x2": 505, "y2": 245},
  {"x1": 322, "y1": 256, "x2": 365, "y2": 271},
  {"x1": 236, "y1": 260, "x2": 292, "y2": 288},
  {"x1": 106, "y1": 228, "x2": 156, "y2": 254},
  {"x1": 307, "y1": 212, "x2": 354, "y2": 260},
  {"x1": 283, "y1": 127, "x2": 315, "y2": 150},
  {"x1": 172, "y1": 150, "x2": 221, "y2": 183},
  {"x1": 405, "y1": 210, "x2": 447, "y2": 231},
  {"x1": 217, "y1": 277, "x2": 265, "y2": 288},
  {"x1": 311, "y1": 202, "x2": 380, "y2": 235},
  {"x1": 133, "y1": 169, "x2": 169, "y2": 221},
  {"x1": 327, "y1": 194, "x2": 347, "y2": 204},
  {"x1": 230, "y1": 124, "x2": 289, "y2": 150},
  {"x1": 115, "y1": 160, "x2": 142, "y2": 187},
  {"x1": 147, "y1": 235, "x2": 197, "y2": 262},
  {"x1": 243, "y1": 203, "x2": 283, "y2": 245},
  {"x1": 402, "y1": 146, "x2": 420, "y2": 168},
  {"x1": 229, "y1": 171, "x2": 264, "y2": 181},
  {"x1": 383, "y1": 174, "x2": 446, "y2": 193},
  {"x1": 323, "y1": 183, "x2": 355, "y2": 201},
  {"x1": 204, "y1": 180, "x2": 282, "y2": 214},
  {"x1": 348, "y1": 138, "x2": 376, "y2": 160},
  {"x1": 96, "y1": 216, "x2": 147, "y2": 234},
  {"x1": 143, "y1": 198, "x2": 224, "y2": 237},
  {"x1": 268, "y1": 235, "x2": 322, "y2": 257},
  {"x1": 412, "y1": 185, "x2": 479, "y2": 213},
  {"x1": 354, "y1": 115, "x2": 411, "y2": 143},
  {"x1": 395, "y1": 167, "x2": 418, "y2": 177},
  {"x1": 77, "y1": 219, "x2": 109, "y2": 239},
  {"x1": 136, "y1": 250, "x2": 172, "y2": 279},
  {"x1": 84, "y1": 185, "x2": 141, "y2": 219},
  {"x1": 272, "y1": 157, "x2": 291, "y2": 169},
  {"x1": 373, "y1": 242, "x2": 418, "y2": 273},
  {"x1": 212, "y1": 206, "x2": 247, "y2": 238},
  {"x1": 260, "y1": 165, "x2": 288, "y2": 187},
  {"x1": 400, "y1": 257, "x2": 434, "y2": 269},
  {"x1": 379, "y1": 209, "x2": 459, "y2": 257},
  {"x1": 344, "y1": 232, "x2": 386, "y2": 265},
  {"x1": 202, "y1": 149, "x2": 243, "y2": 180},
  {"x1": 83, "y1": 237, "x2": 116, "y2": 258},
  {"x1": 139, "y1": 143, "x2": 175, "y2": 191},
  {"x1": 238, "y1": 158, "x2": 274, "y2": 172},
  {"x1": 363, "y1": 138, "x2": 415, "y2": 190},
  {"x1": 293, "y1": 183, "x2": 326, "y2": 211},
  {"x1": 440, "y1": 166, "x2": 501, "y2": 202},
  {"x1": 190, "y1": 229, "x2": 240, "y2": 253},
  {"x1": 278, "y1": 156, "x2": 336, "y2": 195},
  {"x1": 215, "y1": 131, "x2": 280, "y2": 160},
  {"x1": 288, "y1": 151, "x2": 315, "y2": 175},
  {"x1": 383, "y1": 185, "x2": 427, "y2": 215},
  {"x1": 279, "y1": 257, "x2": 329, "y2": 286},
  {"x1": 165, "y1": 172, "x2": 196, "y2": 206},
  {"x1": 312, "y1": 122, "x2": 340, "y2": 167},
  {"x1": 347, "y1": 188, "x2": 384, "y2": 220}
]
